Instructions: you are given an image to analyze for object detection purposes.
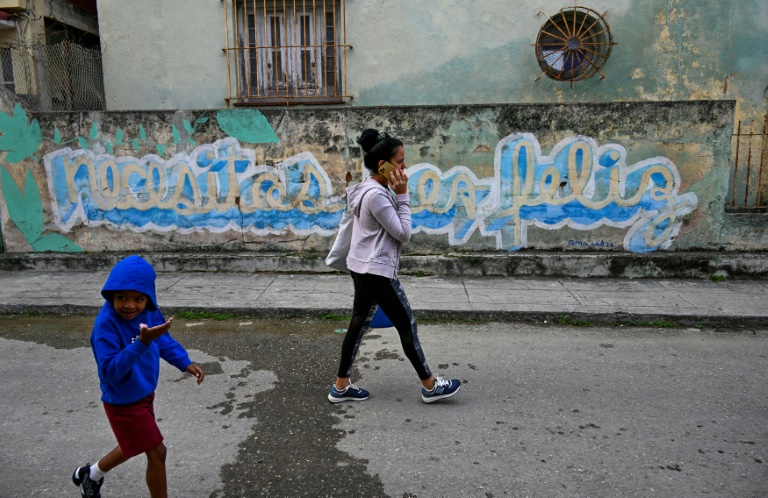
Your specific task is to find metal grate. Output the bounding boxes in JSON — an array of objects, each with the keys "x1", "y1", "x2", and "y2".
[
  {"x1": 533, "y1": 5, "x2": 615, "y2": 86},
  {"x1": 727, "y1": 120, "x2": 768, "y2": 212},
  {"x1": 0, "y1": 39, "x2": 105, "y2": 111},
  {"x1": 223, "y1": 0, "x2": 350, "y2": 106}
]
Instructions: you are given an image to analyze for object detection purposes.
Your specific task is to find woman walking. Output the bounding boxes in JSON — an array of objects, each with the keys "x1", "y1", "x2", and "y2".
[{"x1": 328, "y1": 129, "x2": 461, "y2": 404}]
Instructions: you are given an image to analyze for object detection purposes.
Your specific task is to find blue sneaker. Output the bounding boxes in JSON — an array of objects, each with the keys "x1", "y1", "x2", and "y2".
[
  {"x1": 328, "y1": 384, "x2": 370, "y2": 403},
  {"x1": 422, "y1": 375, "x2": 461, "y2": 403}
]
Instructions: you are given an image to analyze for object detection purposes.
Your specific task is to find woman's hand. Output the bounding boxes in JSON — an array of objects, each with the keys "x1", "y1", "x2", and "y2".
[{"x1": 389, "y1": 167, "x2": 408, "y2": 195}]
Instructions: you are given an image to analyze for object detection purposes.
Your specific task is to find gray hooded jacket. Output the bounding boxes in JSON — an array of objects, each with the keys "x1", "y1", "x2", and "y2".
[{"x1": 346, "y1": 178, "x2": 411, "y2": 279}]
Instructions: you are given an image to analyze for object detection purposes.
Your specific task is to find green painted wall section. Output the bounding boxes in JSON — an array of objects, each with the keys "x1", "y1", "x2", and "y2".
[
  {"x1": 0, "y1": 104, "x2": 84, "y2": 252},
  {"x1": 0, "y1": 104, "x2": 41, "y2": 164},
  {"x1": 348, "y1": 0, "x2": 767, "y2": 123},
  {"x1": 0, "y1": 168, "x2": 83, "y2": 252},
  {"x1": 216, "y1": 109, "x2": 279, "y2": 144}
]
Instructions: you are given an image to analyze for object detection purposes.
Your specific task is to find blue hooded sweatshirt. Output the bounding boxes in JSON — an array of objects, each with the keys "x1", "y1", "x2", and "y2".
[{"x1": 91, "y1": 255, "x2": 192, "y2": 405}]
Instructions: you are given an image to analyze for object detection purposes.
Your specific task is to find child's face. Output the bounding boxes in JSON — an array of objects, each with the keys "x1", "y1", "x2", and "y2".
[{"x1": 112, "y1": 290, "x2": 148, "y2": 320}]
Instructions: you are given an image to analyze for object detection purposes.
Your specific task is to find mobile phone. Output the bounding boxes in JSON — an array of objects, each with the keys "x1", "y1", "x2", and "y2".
[{"x1": 378, "y1": 161, "x2": 396, "y2": 179}]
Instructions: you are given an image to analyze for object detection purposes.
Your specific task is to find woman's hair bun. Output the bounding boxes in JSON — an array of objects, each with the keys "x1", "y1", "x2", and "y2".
[
  {"x1": 357, "y1": 128, "x2": 381, "y2": 153},
  {"x1": 356, "y1": 128, "x2": 403, "y2": 172}
]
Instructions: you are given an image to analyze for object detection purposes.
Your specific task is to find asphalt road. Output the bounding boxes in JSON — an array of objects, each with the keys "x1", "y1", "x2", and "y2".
[{"x1": 0, "y1": 315, "x2": 766, "y2": 498}]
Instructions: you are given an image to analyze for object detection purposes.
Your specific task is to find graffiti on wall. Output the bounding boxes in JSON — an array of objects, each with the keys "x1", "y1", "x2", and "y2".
[
  {"x1": 410, "y1": 133, "x2": 698, "y2": 252},
  {"x1": 0, "y1": 104, "x2": 84, "y2": 252},
  {"x1": 45, "y1": 138, "x2": 344, "y2": 235},
  {"x1": 0, "y1": 103, "x2": 697, "y2": 253},
  {"x1": 0, "y1": 107, "x2": 279, "y2": 251},
  {"x1": 42, "y1": 132, "x2": 697, "y2": 253}
]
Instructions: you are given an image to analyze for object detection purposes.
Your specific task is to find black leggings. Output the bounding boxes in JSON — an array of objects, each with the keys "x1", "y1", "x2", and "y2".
[{"x1": 336, "y1": 271, "x2": 431, "y2": 381}]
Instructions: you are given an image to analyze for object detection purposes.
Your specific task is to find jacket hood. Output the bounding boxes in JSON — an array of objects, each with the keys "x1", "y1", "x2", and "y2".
[
  {"x1": 101, "y1": 255, "x2": 158, "y2": 310},
  {"x1": 347, "y1": 180, "x2": 383, "y2": 215}
]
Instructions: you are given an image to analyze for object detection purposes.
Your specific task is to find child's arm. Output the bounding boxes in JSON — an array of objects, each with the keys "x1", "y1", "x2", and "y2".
[{"x1": 151, "y1": 315, "x2": 201, "y2": 379}]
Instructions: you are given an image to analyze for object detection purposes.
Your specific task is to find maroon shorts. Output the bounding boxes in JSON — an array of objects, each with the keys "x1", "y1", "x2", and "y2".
[{"x1": 103, "y1": 393, "x2": 164, "y2": 459}]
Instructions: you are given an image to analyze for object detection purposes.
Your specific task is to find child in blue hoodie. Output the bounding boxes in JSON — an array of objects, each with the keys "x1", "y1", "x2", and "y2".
[{"x1": 72, "y1": 255, "x2": 205, "y2": 498}]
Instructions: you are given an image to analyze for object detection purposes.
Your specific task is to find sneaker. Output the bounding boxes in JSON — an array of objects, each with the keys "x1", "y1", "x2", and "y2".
[
  {"x1": 72, "y1": 464, "x2": 103, "y2": 498},
  {"x1": 328, "y1": 383, "x2": 369, "y2": 403},
  {"x1": 422, "y1": 376, "x2": 461, "y2": 403}
]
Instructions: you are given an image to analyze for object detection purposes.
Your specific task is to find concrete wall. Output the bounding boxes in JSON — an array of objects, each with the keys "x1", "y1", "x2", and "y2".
[
  {"x1": 97, "y1": 0, "x2": 229, "y2": 110},
  {"x1": 2, "y1": 100, "x2": 762, "y2": 256},
  {"x1": 346, "y1": 1, "x2": 768, "y2": 122},
  {"x1": 97, "y1": 0, "x2": 768, "y2": 126}
]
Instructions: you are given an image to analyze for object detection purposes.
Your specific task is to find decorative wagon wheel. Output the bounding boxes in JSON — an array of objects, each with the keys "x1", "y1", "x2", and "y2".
[{"x1": 533, "y1": 5, "x2": 616, "y2": 86}]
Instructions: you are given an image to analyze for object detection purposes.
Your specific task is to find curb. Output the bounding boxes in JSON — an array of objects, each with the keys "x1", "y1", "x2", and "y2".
[
  {"x1": 1, "y1": 304, "x2": 762, "y2": 329},
  {"x1": 2, "y1": 251, "x2": 768, "y2": 279}
]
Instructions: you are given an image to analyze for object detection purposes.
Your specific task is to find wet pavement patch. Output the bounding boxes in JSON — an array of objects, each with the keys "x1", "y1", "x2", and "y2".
[{"x1": 0, "y1": 315, "x2": 387, "y2": 498}]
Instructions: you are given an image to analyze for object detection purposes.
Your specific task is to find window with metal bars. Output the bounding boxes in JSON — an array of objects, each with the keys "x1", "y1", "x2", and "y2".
[{"x1": 224, "y1": 0, "x2": 349, "y2": 106}]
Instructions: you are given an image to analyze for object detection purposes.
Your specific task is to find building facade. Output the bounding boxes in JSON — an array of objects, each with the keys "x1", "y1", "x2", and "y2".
[
  {"x1": 0, "y1": 0, "x2": 766, "y2": 261},
  {"x1": 99, "y1": 1, "x2": 768, "y2": 123}
]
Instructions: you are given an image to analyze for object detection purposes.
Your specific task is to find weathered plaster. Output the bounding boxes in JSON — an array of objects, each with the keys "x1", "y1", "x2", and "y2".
[
  {"x1": 344, "y1": 1, "x2": 768, "y2": 124},
  {"x1": 91, "y1": 0, "x2": 765, "y2": 123},
  {"x1": 1, "y1": 101, "x2": 755, "y2": 255},
  {"x1": 97, "y1": 0, "x2": 229, "y2": 110}
]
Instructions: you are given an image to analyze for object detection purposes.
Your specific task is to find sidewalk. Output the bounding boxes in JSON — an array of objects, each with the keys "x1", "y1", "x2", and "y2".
[{"x1": 1, "y1": 270, "x2": 766, "y2": 326}]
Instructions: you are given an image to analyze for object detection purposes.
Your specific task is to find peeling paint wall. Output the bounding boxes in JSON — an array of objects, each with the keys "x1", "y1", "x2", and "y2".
[
  {"x1": 2, "y1": 101, "x2": 761, "y2": 255},
  {"x1": 98, "y1": 1, "x2": 768, "y2": 126},
  {"x1": 345, "y1": 1, "x2": 768, "y2": 122}
]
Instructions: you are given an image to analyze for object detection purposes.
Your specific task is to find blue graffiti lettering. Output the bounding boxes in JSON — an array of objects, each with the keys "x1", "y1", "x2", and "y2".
[
  {"x1": 43, "y1": 138, "x2": 344, "y2": 234},
  {"x1": 42, "y1": 133, "x2": 697, "y2": 253}
]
